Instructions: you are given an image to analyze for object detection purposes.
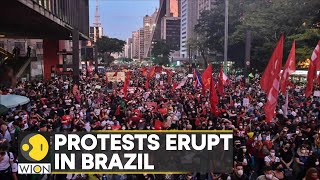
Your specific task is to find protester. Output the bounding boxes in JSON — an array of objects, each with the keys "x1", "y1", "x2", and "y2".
[{"x1": 1, "y1": 63, "x2": 320, "y2": 180}]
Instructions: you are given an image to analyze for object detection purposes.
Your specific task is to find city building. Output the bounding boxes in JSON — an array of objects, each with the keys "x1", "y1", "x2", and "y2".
[
  {"x1": 161, "y1": 17, "x2": 181, "y2": 51},
  {"x1": 89, "y1": 0, "x2": 103, "y2": 42},
  {"x1": 166, "y1": 0, "x2": 180, "y2": 17},
  {"x1": 138, "y1": 28, "x2": 145, "y2": 60},
  {"x1": 124, "y1": 38, "x2": 133, "y2": 59},
  {"x1": 89, "y1": 26, "x2": 103, "y2": 43},
  {"x1": 132, "y1": 31, "x2": 139, "y2": 59},
  {"x1": 143, "y1": 11, "x2": 157, "y2": 58},
  {"x1": 198, "y1": 0, "x2": 216, "y2": 18},
  {"x1": 180, "y1": 0, "x2": 198, "y2": 58},
  {"x1": 145, "y1": 0, "x2": 182, "y2": 57}
]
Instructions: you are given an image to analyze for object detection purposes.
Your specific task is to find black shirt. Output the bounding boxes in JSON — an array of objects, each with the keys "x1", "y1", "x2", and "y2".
[{"x1": 279, "y1": 148, "x2": 293, "y2": 163}]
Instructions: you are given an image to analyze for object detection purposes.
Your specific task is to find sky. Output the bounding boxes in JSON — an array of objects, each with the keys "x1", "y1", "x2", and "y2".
[{"x1": 89, "y1": 0, "x2": 159, "y2": 41}]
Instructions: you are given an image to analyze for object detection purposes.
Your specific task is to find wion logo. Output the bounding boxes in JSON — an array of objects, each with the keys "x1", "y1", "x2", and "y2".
[{"x1": 18, "y1": 133, "x2": 51, "y2": 174}]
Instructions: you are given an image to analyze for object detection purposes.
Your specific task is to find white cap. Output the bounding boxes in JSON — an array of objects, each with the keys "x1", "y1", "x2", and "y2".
[{"x1": 14, "y1": 116, "x2": 19, "y2": 119}]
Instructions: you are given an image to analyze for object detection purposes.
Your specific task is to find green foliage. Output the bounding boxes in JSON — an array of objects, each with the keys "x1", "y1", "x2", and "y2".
[
  {"x1": 195, "y1": 0, "x2": 320, "y2": 70},
  {"x1": 95, "y1": 36, "x2": 126, "y2": 65},
  {"x1": 151, "y1": 40, "x2": 172, "y2": 66}
]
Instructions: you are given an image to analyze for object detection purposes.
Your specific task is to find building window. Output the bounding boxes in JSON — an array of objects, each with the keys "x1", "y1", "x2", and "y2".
[
  {"x1": 14, "y1": 42, "x2": 25, "y2": 53},
  {"x1": 36, "y1": 42, "x2": 43, "y2": 49}
]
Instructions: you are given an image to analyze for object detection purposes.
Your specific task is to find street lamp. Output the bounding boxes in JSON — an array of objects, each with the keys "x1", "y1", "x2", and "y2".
[{"x1": 224, "y1": 0, "x2": 229, "y2": 69}]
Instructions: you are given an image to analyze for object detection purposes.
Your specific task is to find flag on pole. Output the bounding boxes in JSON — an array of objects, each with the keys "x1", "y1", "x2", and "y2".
[
  {"x1": 260, "y1": 34, "x2": 284, "y2": 93},
  {"x1": 280, "y1": 41, "x2": 296, "y2": 94},
  {"x1": 141, "y1": 67, "x2": 147, "y2": 77},
  {"x1": 305, "y1": 40, "x2": 320, "y2": 97},
  {"x1": 145, "y1": 66, "x2": 156, "y2": 89},
  {"x1": 210, "y1": 78, "x2": 218, "y2": 113},
  {"x1": 176, "y1": 76, "x2": 188, "y2": 89},
  {"x1": 217, "y1": 66, "x2": 229, "y2": 95},
  {"x1": 123, "y1": 71, "x2": 131, "y2": 97},
  {"x1": 201, "y1": 64, "x2": 213, "y2": 91},
  {"x1": 262, "y1": 34, "x2": 284, "y2": 122},
  {"x1": 165, "y1": 69, "x2": 174, "y2": 83},
  {"x1": 193, "y1": 68, "x2": 203, "y2": 89},
  {"x1": 172, "y1": 81, "x2": 177, "y2": 91}
]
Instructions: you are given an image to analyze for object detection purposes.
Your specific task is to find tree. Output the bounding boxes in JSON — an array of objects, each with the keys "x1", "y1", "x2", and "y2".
[
  {"x1": 186, "y1": 37, "x2": 209, "y2": 68},
  {"x1": 151, "y1": 40, "x2": 172, "y2": 66},
  {"x1": 196, "y1": 0, "x2": 320, "y2": 70},
  {"x1": 194, "y1": 1, "x2": 247, "y2": 67},
  {"x1": 95, "y1": 36, "x2": 126, "y2": 65},
  {"x1": 232, "y1": 0, "x2": 320, "y2": 70}
]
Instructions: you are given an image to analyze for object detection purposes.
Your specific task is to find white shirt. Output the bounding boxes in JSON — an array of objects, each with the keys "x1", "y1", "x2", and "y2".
[
  {"x1": 0, "y1": 152, "x2": 14, "y2": 171},
  {"x1": 84, "y1": 122, "x2": 91, "y2": 132},
  {"x1": 12, "y1": 160, "x2": 18, "y2": 173},
  {"x1": 264, "y1": 155, "x2": 280, "y2": 164}
]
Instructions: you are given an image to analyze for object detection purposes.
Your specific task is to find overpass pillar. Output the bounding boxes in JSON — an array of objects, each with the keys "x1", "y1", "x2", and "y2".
[
  {"x1": 43, "y1": 40, "x2": 59, "y2": 81},
  {"x1": 72, "y1": 29, "x2": 80, "y2": 84}
]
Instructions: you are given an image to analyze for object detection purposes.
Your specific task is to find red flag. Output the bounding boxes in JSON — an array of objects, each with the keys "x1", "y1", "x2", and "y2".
[
  {"x1": 165, "y1": 69, "x2": 174, "y2": 83},
  {"x1": 155, "y1": 66, "x2": 163, "y2": 73},
  {"x1": 280, "y1": 41, "x2": 296, "y2": 94},
  {"x1": 305, "y1": 40, "x2": 320, "y2": 97},
  {"x1": 262, "y1": 35, "x2": 284, "y2": 122},
  {"x1": 172, "y1": 81, "x2": 177, "y2": 91},
  {"x1": 123, "y1": 71, "x2": 131, "y2": 97},
  {"x1": 201, "y1": 64, "x2": 213, "y2": 91},
  {"x1": 115, "y1": 105, "x2": 121, "y2": 116},
  {"x1": 141, "y1": 67, "x2": 147, "y2": 77},
  {"x1": 210, "y1": 78, "x2": 218, "y2": 113},
  {"x1": 217, "y1": 66, "x2": 228, "y2": 95},
  {"x1": 145, "y1": 67, "x2": 156, "y2": 89},
  {"x1": 260, "y1": 34, "x2": 284, "y2": 93}
]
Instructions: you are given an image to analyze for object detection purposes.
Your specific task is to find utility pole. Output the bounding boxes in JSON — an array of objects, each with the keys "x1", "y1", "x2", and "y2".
[
  {"x1": 224, "y1": 0, "x2": 229, "y2": 68},
  {"x1": 244, "y1": 30, "x2": 251, "y2": 76}
]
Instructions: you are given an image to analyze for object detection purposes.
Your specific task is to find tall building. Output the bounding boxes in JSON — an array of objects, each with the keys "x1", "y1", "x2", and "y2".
[
  {"x1": 89, "y1": 26, "x2": 103, "y2": 42},
  {"x1": 132, "y1": 31, "x2": 139, "y2": 59},
  {"x1": 138, "y1": 28, "x2": 145, "y2": 60},
  {"x1": 143, "y1": 13, "x2": 157, "y2": 58},
  {"x1": 198, "y1": 0, "x2": 216, "y2": 18},
  {"x1": 180, "y1": 0, "x2": 198, "y2": 58},
  {"x1": 166, "y1": 0, "x2": 180, "y2": 17},
  {"x1": 161, "y1": 17, "x2": 181, "y2": 51},
  {"x1": 124, "y1": 38, "x2": 132, "y2": 59},
  {"x1": 90, "y1": 0, "x2": 103, "y2": 42},
  {"x1": 145, "y1": 0, "x2": 182, "y2": 57}
]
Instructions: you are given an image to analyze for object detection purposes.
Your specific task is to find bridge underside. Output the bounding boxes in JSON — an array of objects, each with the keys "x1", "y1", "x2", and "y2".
[{"x1": 0, "y1": 0, "x2": 87, "y2": 40}]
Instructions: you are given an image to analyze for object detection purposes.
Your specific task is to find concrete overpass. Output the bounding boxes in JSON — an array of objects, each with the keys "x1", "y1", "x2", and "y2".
[{"x1": 0, "y1": 0, "x2": 89, "y2": 82}]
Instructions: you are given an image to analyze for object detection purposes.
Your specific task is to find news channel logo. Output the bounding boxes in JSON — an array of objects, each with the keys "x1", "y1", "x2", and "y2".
[{"x1": 18, "y1": 133, "x2": 51, "y2": 174}]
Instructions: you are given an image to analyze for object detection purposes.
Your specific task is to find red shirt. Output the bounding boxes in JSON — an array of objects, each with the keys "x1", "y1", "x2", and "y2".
[{"x1": 61, "y1": 115, "x2": 71, "y2": 126}]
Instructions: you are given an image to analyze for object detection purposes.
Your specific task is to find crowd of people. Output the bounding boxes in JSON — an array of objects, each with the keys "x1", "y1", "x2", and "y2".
[{"x1": 0, "y1": 65, "x2": 320, "y2": 180}]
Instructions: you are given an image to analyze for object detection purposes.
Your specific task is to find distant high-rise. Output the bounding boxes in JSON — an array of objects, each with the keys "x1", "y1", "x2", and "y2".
[
  {"x1": 143, "y1": 11, "x2": 157, "y2": 58},
  {"x1": 180, "y1": 0, "x2": 198, "y2": 58},
  {"x1": 124, "y1": 38, "x2": 133, "y2": 59},
  {"x1": 132, "y1": 31, "x2": 139, "y2": 59},
  {"x1": 90, "y1": 0, "x2": 103, "y2": 42},
  {"x1": 161, "y1": 17, "x2": 181, "y2": 51},
  {"x1": 198, "y1": 0, "x2": 216, "y2": 18},
  {"x1": 166, "y1": 0, "x2": 179, "y2": 17},
  {"x1": 138, "y1": 28, "x2": 145, "y2": 60}
]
